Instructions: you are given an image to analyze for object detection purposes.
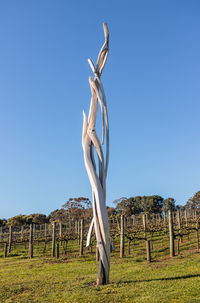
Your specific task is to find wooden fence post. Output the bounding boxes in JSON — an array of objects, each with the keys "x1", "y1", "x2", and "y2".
[
  {"x1": 143, "y1": 214, "x2": 147, "y2": 239},
  {"x1": 158, "y1": 214, "x2": 161, "y2": 224},
  {"x1": 29, "y1": 223, "x2": 33, "y2": 258},
  {"x1": 146, "y1": 240, "x2": 151, "y2": 263},
  {"x1": 0, "y1": 226, "x2": 2, "y2": 242},
  {"x1": 185, "y1": 209, "x2": 189, "y2": 240},
  {"x1": 33, "y1": 223, "x2": 36, "y2": 238},
  {"x1": 164, "y1": 212, "x2": 168, "y2": 236},
  {"x1": 59, "y1": 222, "x2": 62, "y2": 246},
  {"x1": 128, "y1": 239, "x2": 131, "y2": 255},
  {"x1": 56, "y1": 243, "x2": 59, "y2": 259},
  {"x1": 132, "y1": 215, "x2": 135, "y2": 225},
  {"x1": 43, "y1": 241, "x2": 47, "y2": 253},
  {"x1": 21, "y1": 226, "x2": 24, "y2": 242},
  {"x1": 120, "y1": 215, "x2": 124, "y2": 258},
  {"x1": 63, "y1": 239, "x2": 68, "y2": 255},
  {"x1": 168, "y1": 210, "x2": 175, "y2": 257},
  {"x1": 4, "y1": 242, "x2": 8, "y2": 258},
  {"x1": 8, "y1": 226, "x2": 12, "y2": 253},
  {"x1": 196, "y1": 221, "x2": 199, "y2": 252},
  {"x1": 163, "y1": 213, "x2": 166, "y2": 224},
  {"x1": 150, "y1": 231, "x2": 153, "y2": 251},
  {"x1": 78, "y1": 221, "x2": 80, "y2": 245},
  {"x1": 143, "y1": 214, "x2": 151, "y2": 262},
  {"x1": 184, "y1": 209, "x2": 187, "y2": 223},
  {"x1": 80, "y1": 219, "x2": 84, "y2": 256},
  {"x1": 177, "y1": 211, "x2": 183, "y2": 243},
  {"x1": 177, "y1": 236, "x2": 180, "y2": 255},
  {"x1": 44, "y1": 223, "x2": 47, "y2": 241},
  {"x1": 59, "y1": 222, "x2": 62, "y2": 238},
  {"x1": 52, "y1": 222, "x2": 56, "y2": 257}
]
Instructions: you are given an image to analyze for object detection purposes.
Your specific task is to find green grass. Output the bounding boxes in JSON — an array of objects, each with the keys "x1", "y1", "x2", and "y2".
[{"x1": 0, "y1": 233, "x2": 200, "y2": 303}]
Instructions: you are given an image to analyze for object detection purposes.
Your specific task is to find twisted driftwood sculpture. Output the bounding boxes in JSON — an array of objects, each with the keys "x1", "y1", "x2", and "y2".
[{"x1": 82, "y1": 23, "x2": 110, "y2": 285}]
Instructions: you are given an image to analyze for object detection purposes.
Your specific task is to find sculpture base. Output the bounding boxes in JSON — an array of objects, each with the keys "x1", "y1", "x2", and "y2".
[{"x1": 97, "y1": 259, "x2": 108, "y2": 285}]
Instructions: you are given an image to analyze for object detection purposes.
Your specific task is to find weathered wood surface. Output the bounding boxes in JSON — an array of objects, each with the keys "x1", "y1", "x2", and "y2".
[
  {"x1": 120, "y1": 215, "x2": 124, "y2": 258},
  {"x1": 168, "y1": 210, "x2": 175, "y2": 257},
  {"x1": 82, "y1": 23, "x2": 110, "y2": 285},
  {"x1": 51, "y1": 222, "x2": 56, "y2": 257},
  {"x1": 29, "y1": 223, "x2": 33, "y2": 258}
]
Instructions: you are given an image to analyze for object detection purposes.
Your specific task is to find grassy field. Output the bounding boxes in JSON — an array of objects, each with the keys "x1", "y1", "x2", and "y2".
[{"x1": 0, "y1": 234, "x2": 200, "y2": 303}]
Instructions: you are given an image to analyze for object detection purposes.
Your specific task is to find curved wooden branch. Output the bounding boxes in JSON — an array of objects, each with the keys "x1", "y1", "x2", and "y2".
[{"x1": 82, "y1": 23, "x2": 110, "y2": 285}]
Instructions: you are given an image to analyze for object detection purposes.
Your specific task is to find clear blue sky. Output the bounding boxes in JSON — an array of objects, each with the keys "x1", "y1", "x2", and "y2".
[{"x1": 0, "y1": 1, "x2": 199, "y2": 218}]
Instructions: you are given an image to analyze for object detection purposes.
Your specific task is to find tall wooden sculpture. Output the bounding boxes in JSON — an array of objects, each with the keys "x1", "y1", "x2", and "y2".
[{"x1": 82, "y1": 23, "x2": 110, "y2": 285}]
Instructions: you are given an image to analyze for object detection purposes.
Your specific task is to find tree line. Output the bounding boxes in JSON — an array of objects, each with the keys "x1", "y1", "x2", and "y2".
[{"x1": 1, "y1": 191, "x2": 200, "y2": 227}]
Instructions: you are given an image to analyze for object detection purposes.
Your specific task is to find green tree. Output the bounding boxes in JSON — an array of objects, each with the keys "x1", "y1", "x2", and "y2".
[
  {"x1": 162, "y1": 198, "x2": 176, "y2": 212},
  {"x1": 140, "y1": 195, "x2": 164, "y2": 214},
  {"x1": 0, "y1": 218, "x2": 7, "y2": 226},
  {"x1": 107, "y1": 207, "x2": 116, "y2": 217},
  {"x1": 115, "y1": 197, "x2": 135, "y2": 216},
  {"x1": 48, "y1": 209, "x2": 68, "y2": 223},
  {"x1": 187, "y1": 191, "x2": 200, "y2": 209},
  {"x1": 62, "y1": 197, "x2": 92, "y2": 220},
  {"x1": 7, "y1": 214, "x2": 26, "y2": 226},
  {"x1": 114, "y1": 195, "x2": 164, "y2": 216},
  {"x1": 23, "y1": 214, "x2": 48, "y2": 225},
  {"x1": 175, "y1": 204, "x2": 182, "y2": 211}
]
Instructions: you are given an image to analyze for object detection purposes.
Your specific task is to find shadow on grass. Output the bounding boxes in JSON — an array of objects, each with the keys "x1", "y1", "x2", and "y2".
[
  {"x1": 156, "y1": 247, "x2": 169, "y2": 253},
  {"x1": 8, "y1": 253, "x2": 20, "y2": 257},
  {"x1": 81, "y1": 274, "x2": 200, "y2": 289},
  {"x1": 120, "y1": 274, "x2": 200, "y2": 284}
]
